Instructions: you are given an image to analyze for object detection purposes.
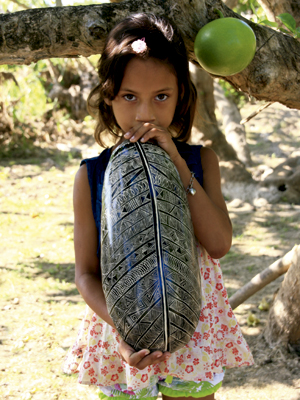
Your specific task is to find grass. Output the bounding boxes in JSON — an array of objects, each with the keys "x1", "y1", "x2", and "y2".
[{"x1": 0, "y1": 160, "x2": 99, "y2": 399}]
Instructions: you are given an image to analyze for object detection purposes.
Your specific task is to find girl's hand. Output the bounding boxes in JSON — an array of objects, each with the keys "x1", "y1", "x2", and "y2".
[
  {"x1": 124, "y1": 123, "x2": 181, "y2": 165},
  {"x1": 118, "y1": 339, "x2": 171, "y2": 370}
]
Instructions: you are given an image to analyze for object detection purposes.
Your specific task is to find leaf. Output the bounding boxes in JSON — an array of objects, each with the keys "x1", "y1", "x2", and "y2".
[
  {"x1": 258, "y1": 297, "x2": 270, "y2": 311},
  {"x1": 247, "y1": 312, "x2": 260, "y2": 327},
  {"x1": 276, "y1": 13, "x2": 296, "y2": 33},
  {"x1": 279, "y1": 27, "x2": 292, "y2": 35},
  {"x1": 249, "y1": 0, "x2": 258, "y2": 18},
  {"x1": 259, "y1": 20, "x2": 278, "y2": 28}
]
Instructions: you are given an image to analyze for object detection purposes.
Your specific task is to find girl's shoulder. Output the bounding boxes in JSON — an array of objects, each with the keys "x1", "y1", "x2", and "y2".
[
  {"x1": 177, "y1": 143, "x2": 221, "y2": 191},
  {"x1": 199, "y1": 146, "x2": 221, "y2": 178},
  {"x1": 200, "y1": 146, "x2": 219, "y2": 168}
]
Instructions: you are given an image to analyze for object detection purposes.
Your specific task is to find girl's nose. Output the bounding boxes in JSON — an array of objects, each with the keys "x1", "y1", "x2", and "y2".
[{"x1": 135, "y1": 102, "x2": 155, "y2": 122}]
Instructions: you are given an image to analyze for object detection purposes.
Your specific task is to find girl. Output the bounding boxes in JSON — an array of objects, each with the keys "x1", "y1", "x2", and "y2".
[{"x1": 64, "y1": 13, "x2": 254, "y2": 400}]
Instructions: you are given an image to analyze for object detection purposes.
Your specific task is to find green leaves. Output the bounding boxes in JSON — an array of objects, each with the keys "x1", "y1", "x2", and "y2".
[
  {"x1": 259, "y1": 20, "x2": 278, "y2": 28},
  {"x1": 277, "y1": 13, "x2": 296, "y2": 32},
  {"x1": 260, "y1": 13, "x2": 300, "y2": 39}
]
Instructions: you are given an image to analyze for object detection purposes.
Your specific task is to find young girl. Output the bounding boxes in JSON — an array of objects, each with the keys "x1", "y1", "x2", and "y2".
[{"x1": 64, "y1": 12, "x2": 254, "y2": 400}]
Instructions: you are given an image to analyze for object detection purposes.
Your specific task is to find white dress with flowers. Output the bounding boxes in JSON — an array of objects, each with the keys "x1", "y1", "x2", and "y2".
[{"x1": 63, "y1": 242, "x2": 254, "y2": 391}]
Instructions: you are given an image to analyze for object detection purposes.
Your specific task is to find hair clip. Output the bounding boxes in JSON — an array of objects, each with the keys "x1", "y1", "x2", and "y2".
[{"x1": 131, "y1": 38, "x2": 147, "y2": 54}]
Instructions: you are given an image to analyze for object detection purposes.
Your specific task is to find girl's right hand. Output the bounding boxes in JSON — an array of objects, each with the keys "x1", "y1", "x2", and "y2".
[{"x1": 118, "y1": 339, "x2": 171, "y2": 370}]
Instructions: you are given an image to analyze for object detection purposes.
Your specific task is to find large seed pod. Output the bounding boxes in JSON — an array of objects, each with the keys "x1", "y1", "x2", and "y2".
[{"x1": 101, "y1": 140, "x2": 201, "y2": 353}]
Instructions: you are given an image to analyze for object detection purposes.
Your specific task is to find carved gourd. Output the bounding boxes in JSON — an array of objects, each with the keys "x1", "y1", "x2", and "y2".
[{"x1": 101, "y1": 140, "x2": 201, "y2": 353}]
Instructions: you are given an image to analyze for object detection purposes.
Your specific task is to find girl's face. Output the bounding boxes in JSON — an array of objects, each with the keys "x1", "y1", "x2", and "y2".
[{"x1": 106, "y1": 57, "x2": 179, "y2": 135}]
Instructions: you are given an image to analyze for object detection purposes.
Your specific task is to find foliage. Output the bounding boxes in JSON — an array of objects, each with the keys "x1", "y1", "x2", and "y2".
[
  {"x1": 0, "y1": 0, "x2": 48, "y2": 13},
  {"x1": 0, "y1": 62, "x2": 51, "y2": 123},
  {"x1": 260, "y1": 13, "x2": 300, "y2": 39},
  {"x1": 232, "y1": 0, "x2": 263, "y2": 19},
  {"x1": 0, "y1": 54, "x2": 99, "y2": 159},
  {"x1": 233, "y1": 0, "x2": 300, "y2": 39}
]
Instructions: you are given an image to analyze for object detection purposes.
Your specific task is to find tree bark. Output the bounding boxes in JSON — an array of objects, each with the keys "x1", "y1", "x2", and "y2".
[
  {"x1": 189, "y1": 64, "x2": 238, "y2": 160},
  {"x1": 0, "y1": 0, "x2": 300, "y2": 110},
  {"x1": 257, "y1": 0, "x2": 300, "y2": 25},
  {"x1": 264, "y1": 245, "x2": 300, "y2": 349},
  {"x1": 214, "y1": 81, "x2": 252, "y2": 166}
]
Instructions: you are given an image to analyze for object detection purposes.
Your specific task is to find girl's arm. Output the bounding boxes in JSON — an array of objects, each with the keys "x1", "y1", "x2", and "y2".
[
  {"x1": 73, "y1": 164, "x2": 171, "y2": 368},
  {"x1": 172, "y1": 147, "x2": 232, "y2": 259},
  {"x1": 73, "y1": 164, "x2": 115, "y2": 327}
]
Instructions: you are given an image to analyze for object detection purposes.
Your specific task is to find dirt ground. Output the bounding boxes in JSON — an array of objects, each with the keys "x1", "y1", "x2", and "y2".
[{"x1": 0, "y1": 102, "x2": 300, "y2": 400}]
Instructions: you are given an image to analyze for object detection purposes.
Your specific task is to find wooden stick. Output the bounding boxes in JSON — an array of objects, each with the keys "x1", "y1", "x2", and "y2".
[
  {"x1": 240, "y1": 102, "x2": 273, "y2": 124},
  {"x1": 229, "y1": 245, "x2": 300, "y2": 310}
]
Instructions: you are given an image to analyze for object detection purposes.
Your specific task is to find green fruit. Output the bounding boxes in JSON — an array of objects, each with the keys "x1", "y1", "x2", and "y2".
[{"x1": 194, "y1": 17, "x2": 256, "y2": 76}]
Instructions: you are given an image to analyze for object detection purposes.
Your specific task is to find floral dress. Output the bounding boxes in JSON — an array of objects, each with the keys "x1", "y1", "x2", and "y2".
[{"x1": 63, "y1": 242, "x2": 254, "y2": 391}]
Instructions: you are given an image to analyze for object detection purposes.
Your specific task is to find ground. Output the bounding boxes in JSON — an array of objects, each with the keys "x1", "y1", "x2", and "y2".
[{"x1": 0, "y1": 102, "x2": 300, "y2": 400}]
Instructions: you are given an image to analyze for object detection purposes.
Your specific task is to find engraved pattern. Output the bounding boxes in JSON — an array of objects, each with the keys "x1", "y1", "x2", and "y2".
[{"x1": 101, "y1": 140, "x2": 201, "y2": 353}]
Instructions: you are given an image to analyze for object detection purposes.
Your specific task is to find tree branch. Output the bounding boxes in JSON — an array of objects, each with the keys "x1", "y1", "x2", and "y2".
[
  {"x1": 229, "y1": 245, "x2": 300, "y2": 310},
  {"x1": 1, "y1": 0, "x2": 300, "y2": 109}
]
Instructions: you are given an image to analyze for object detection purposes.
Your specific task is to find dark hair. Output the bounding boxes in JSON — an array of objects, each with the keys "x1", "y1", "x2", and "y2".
[{"x1": 87, "y1": 13, "x2": 197, "y2": 147}]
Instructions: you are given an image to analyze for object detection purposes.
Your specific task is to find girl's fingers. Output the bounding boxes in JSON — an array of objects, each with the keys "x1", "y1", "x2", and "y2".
[
  {"x1": 140, "y1": 127, "x2": 167, "y2": 143},
  {"x1": 125, "y1": 123, "x2": 167, "y2": 143},
  {"x1": 135, "y1": 351, "x2": 171, "y2": 370},
  {"x1": 119, "y1": 340, "x2": 151, "y2": 367},
  {"x1": 127, "y1": 349, "x2": 151, "y2": 366},
  {"x1": 118, "y1": 339, "x2": 172, "y2": 370},
  {"x1": 124, "y1": 123, "x2": 181, "y2": 164}
]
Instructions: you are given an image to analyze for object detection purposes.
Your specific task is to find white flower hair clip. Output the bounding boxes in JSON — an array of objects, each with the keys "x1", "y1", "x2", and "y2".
[{"x1": 131, "y1": 38, "x2": 147, "y2": 54}]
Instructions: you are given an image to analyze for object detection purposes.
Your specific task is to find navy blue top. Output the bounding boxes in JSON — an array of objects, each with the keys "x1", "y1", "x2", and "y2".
[{"x1": 81, "y1": 140, "x2": 203, "y2": 258}]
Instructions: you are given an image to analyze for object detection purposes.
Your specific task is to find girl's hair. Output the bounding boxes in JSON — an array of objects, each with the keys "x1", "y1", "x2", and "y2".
[{"x1": 87, "y1": 13, "x2": 197, "y2": 146}]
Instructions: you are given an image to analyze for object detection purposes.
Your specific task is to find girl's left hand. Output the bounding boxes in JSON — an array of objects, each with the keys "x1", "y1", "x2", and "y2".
[
  {"x1": 124, "y1": 123, "x2": 181, "y2": 165},
  {"x1": 118, "y1": 339, "x2": 171, "y2": 370}
]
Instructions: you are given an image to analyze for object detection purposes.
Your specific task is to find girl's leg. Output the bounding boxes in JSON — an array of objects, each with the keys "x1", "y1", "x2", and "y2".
[{"x1": 162, "y1": 394, "x2": 214, "y2": 400}]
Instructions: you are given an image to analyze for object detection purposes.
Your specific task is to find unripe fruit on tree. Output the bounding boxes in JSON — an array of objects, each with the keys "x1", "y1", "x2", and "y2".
[{"x1": 194, "y1": 15, "x2": 256, "y2": 76}]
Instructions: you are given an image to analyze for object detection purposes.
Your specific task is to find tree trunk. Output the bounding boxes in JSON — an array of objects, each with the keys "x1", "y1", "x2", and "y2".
[
  {"x1": 189, "y1": 64, "x2": 238, "y2": 161},
  {"x1": 214, "y1": 81, "x2": 252, "y2": 166},
  {"x1": 264, "y1": 245, "x2": 300, "y2": 350},
  {"x1": 255, "y1": 0, "x2": 300, "y2": 355},
  {"x1": 257, "y1": 0, "x2": 300, "y2": 25},
  {"x1": 1, "y1": 0, "x2": 300, "y2": 110}
]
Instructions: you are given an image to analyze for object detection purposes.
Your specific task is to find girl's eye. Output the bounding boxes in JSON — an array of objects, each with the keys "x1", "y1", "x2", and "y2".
[
  {"x1": 123, "y1": 94, "x2": 136, "y2": 101},
  {"x1": 156, "y1": 94, "x2": 168, "y2": 101}
]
